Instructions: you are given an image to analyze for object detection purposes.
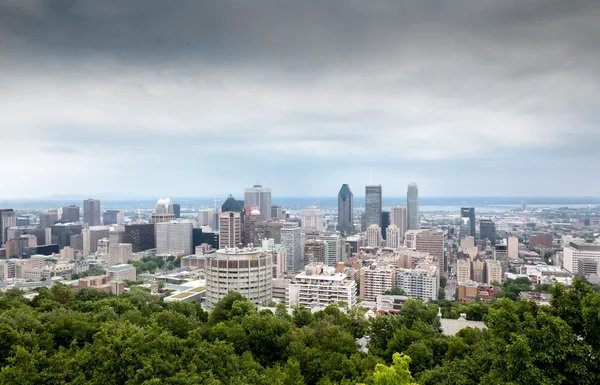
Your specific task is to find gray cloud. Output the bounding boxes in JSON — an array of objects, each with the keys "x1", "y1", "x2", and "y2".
[{"x1": 0, "y1": 0, "x2": 599, "y2": 198}]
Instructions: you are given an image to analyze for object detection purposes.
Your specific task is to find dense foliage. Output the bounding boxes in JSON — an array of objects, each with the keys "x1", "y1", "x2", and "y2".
[{"x1": 0, "y1": 278, "x2": 599, "y2": 384}]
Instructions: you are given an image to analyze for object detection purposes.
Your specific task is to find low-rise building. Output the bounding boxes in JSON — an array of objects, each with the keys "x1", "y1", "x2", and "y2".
[
  {"x1": 396, "y1": 265, "x2": 439, "y2": 301},
  {"x1": 287, "y1": 263, "x2": 357, "y2": 309},
  {"x1": 107, "y1": 264, "x2": 136, "y2": 282}
]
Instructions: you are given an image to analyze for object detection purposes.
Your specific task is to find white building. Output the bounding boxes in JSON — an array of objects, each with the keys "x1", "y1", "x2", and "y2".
[
  {"x1": 219, "y1": 212, "x2": 242, "y2": 249},
  {"x1": 198, "y1": 209, "x2": 218, "y2": 230},
  {"x1": 563, "y1": 242, "x2": 600, "y2": 275},
  {"x1": 367, "y1": 224, "x2": 382, "y2": 247},
  {"x1": 204, "y1": 247, "x2": 273, "y2": 309},
  {"x1": 156, "y1": 220, "x2": 193, "y2": 255},
  {"x1": 320, "y1": 233, "x2": 342, "y2": 267},
  {"x1": 396, "y1": 265, "x2": 439, "y2": 301},
  {"x1": 282, "y1": 222, "x2": 302, "y2": 272},
  {"x1": 386, "y1": 225, "x2": 403, "y2": 249},
  {"x1": 300, "y1": 206, "x2": 325, "y2": 232},
  {"x1": 457, "y1": 259, "x2": 471, "y2": 283},
  {"x1": 524, "y1": 264, "x2": 572, "y2": 285},
  {"x1": 390, "y1": 206, "x2": 407, "y2": 238},
  {"x1": 108, "y1": 243, "x2": 133, "y2": 267},
  {"x1": 360, "y1": 266, "x2": 396, "y2": 301},
  {"x1": 287, "y1": 263, "x2": 357, "y2": 309},
  {"x1": 486, "y1": 260, "x2": 503, "y2": 284},
  {"x1": 507, "y1": 236, "x2": 519, "y2": 260},
  {"x1": 107, "y1": 264, "x2": 137, "y2": 282}
]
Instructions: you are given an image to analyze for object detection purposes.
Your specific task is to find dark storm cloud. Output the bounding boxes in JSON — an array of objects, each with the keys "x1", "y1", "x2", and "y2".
[{"x1": 0, "y1": 0, "x2": 599, "y2": 198}]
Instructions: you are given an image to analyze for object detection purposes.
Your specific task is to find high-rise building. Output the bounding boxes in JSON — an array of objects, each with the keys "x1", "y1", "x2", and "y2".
[
  {"x1": 320, "y1": 233, "x2": 342, "y2": 267},
  {"x1": 221, "y1": 195, "x2": 244, "y2": 213},
  {"x1": 173, "y1": 204, "x2": 181, "y2": 219},
  {"x1": 0, "y1": 209, "x2": 16, "y2": 245},
  {"x1": 40, "y1": 210, "x2": 59, "y2": 228},
  {"x1": 479, "y1": 219, "x2": 496, "y2": 244},
  {"x1": 386, "y1": 225, "x2": 403, "y2": 249},
  {"x1": 563, "y1": 242, "x2": 600, "y2": 275},
  {"x1": 204, "y1": 247, "x2": 273, "y2": 309},
  {"x1": 337, "y1": 184, "x2": 354, "y2": 233},
  {"x1": 456, "y1": 259, "x2": 471, "y2": 283},
  {"x1": 303, "y1": 239, "x2": 325, "y2": 266},
  {"x1": 415, "y1": 230, "x2": 445, "y2": 274},
  {"x1": 390, "y1": 206, "x2": 407, "y2": 238},
  {"x1": 407, "y1": 183, "x2": 419, "y2": 230},
  {"x1": 486, "y1": 260, "x2": 503, "y2": 284},
  {"x1": 507, "y1": 236, "x2": 519, "y2": 260},
  {"x1": 219, "y1": 212, "x2": 242, "y2": 249},
  {"x1": 381, "y1": 211, "x2": 390, "y2": 240},
  {"x1": 360, "y1": 266, "x2": 396, "y2": 301},
  {"x1": 82, "y1": 226, "x2": 110, "y2": 254},
  {"x1": 396, "y1": 266, "x2": 439, "y2": 301},
  {"x1": 156, "y1": 220, "x2": 194, "y2": 255},
  {"x1": 255, "y1": 221, "x2": 284, "y2": 244},
  {"x1": 366, "y1": 224, "x2": 382, "y2": 247},
  {"x1": 198, "y1": 209, "x2": 218, "y2": 230},
  {"x1": 61, "y1": 205, "x2": 80, "y2": 223},
  {"x1": 244, "y1": 184, "x2": 272, "y2": 221},
  {"x1": 123, "y1": 224, "x2": 156, "y2": 252},
  {"x1": 365, "y1": 185, "x2": 382, "y2": 227},
  {"x1": 243, "y1": 207, "x2": 262, "y2": 246},
  {"x1": 287, "y1": 263, "x2": 357, "y2": 309},
  {"x1": 461, "y1": 208, "x2": 476, "y2": 238},
  {"x1": 271, "y1": 205, "x2": 283, "y2": 220},
  {"x1": 155, "y1": 198, "x2": 174, "y2": 215},
  {"x1": 51, "y1": 223, "x2": 83, "y2": 249},
  {"x1": 103, "y1": 210, "x2": 124, "y2": 226},
  {"x1": 301, "y1": 206, "x2": 325, "y2": 232},
  {"x1": 282, "y1": 222, "x2": 302, "y2": 272},
  {"x1": 83, "y1": 199, "x2": 102, "y2": 226}
]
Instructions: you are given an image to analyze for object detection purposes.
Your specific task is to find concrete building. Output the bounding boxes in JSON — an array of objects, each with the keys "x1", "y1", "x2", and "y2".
[
  {"x1": 396, "y1": 265, "x2": 439, "y2": 301},
  {"x1": 156, "y1": 221, "x2": 194, "y2": 256},
  {"x1": 457, "y1": 259, "x2": 471, "y2": 283},
  {"x1": 243, "y1": 208, "x2": 262, "y2": 246},
  {"x1": 198, "y1": 209, "x2": 218, "y2": 230},
  {"x1": 255, "y1": 221, "x2": 284, "y2": 244},
  {"x1": 103, "y1": 210, "x2": 124, "y2": 226},
  {"x1": 0, "y1": 209, "x2": 16, "y2": 245},
  {"x1": 406, "y1": 183, "x2": 419, "y2": 230},
  {"x1": 301, "y1": 206, "x2": 325, "y2": 232},
  {"x1": 61, "y1": 205, "x2": 80, "y2": 223},
  {"x1": 123, "y1": 224, "x2": 155, "y2": 252},
  {"x1": 366, "y1": 224, "x2": 382, "y2": 247},
  {"x1": 563, "y1": 242, "x2": 600, "y2": 275},
  {"x1": 219, "y1": 212, "x2": 242, "y2": 249},
  {"x1": 486, "y1": 260, "x2": 503, "y2": 284},
  {"x1": 386, "y1": 225, "x2": 403, "y2": 249},
  {"x1": 108, "y1": 243, "x2": 133, "y2": 267},
  {"x1": 507, "y1": 236, "x2": 519, "y2": 260},
  {"x1": 461, "y1": 207, "x2": 476, "y2": 238},
  {"x1": 83, "y1": 226, "x2": 110, "y2": 254},
  {"x1": 365, "y1": 185, "x2": 382, "y2": 228},
  {"x1": 472, "y1": 258, "x2": 485, "y2": 283},
  {"x1": 271, "y1": 205, "x2": 283, "y2": 220},
  {"x1": 287, "y1": 263, "x2": 357, "y2": 309},
  {"x1": 337, "y1": 184, "x2": 354, "y2": 233},
  {"x1": 479, "y1": 219, "x2": 496, "y2": 244},
  {"x1": 529, "y1": 234, "x2": 553, "y2": 249},
  {"x1": 244, "y1": 184, "x2": 272, "y2": 221},
  {"x1": 415, "y1": 230, "x2": 445, "y2": 274},
  {"x1": 360, "y1": 266, "x2": 396, "y2": 301},
  {"x1": 204, "y1": 247, "x2": 273, "y2": 309},
  {"x1": 282, "y1": 222, "x2": 302, "y2": 272},
  {"x1": 390, "y1": 206, "x2": 407, "y2": 239},
  {"x1": 39, "y1": 210, "x2": 59, "y2": 228},
  {"x1": 83, "y1": 199, "x2": 102, "y2": 226},
  {"x1": 303, "y1": 239, "x2": 325, "y2": 265},
  {"x1": 107, "y1": 264, "x2": 137, "y2": 282},
  {"x1": 51, "y1": 223, "x2": 83, "y2": 249},
  {"x1": 321, "y1": 233, "x2": 342, "y2": 267},
  {"x1": 262, "y1": 239, "x2": 287, "y2": 279}
]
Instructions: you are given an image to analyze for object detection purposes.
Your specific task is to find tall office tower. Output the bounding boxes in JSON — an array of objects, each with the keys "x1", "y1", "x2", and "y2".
[
  {"x1": 303, "y1": 239, "x2": 325, "y2": 266},
  {"x1": 103, "y1": 210, "x2": 124, "y2": 226},
  {"x1": 386, "y1": 225, "x2": 403, "y2": 249},
  {"x1": 522, "y1": 201, "x2": 527, "y2": 212},
  {"x1": 173, "y1": 204, "x2": 181, "y2": 219},
  {"x1": 255, "y1": 221, "x2": 284, "y2": 244},
  {"x1": 51, "y1": 223, "x2": 83, "y2": 249},
  {"x1": 0, "y1": 209, "x2": 16, "y2": 245},
  {"x1": 479, "y1": 219, "x2": 496, "y2": 244},
  {"x1": 155, "y1": 198, "x2": 174, "y2": 215},
  {"x1": 123, "y1": 224, "x2": 156, "y2": 252},
  {"x1": 337, "y1": 184, "x2": 354, "y2": 233},
  {"x1": 320, "y1": 233, "x2": 342, "y2": 267},
  {"x1": 366, "y1": 224, "x2": 382, "y2": 247},
  {"x1": 507, "y1": 235, "x2": 519, "y2": 260},
  {"x1": 221, "y1": 195, "x2": 244, "y2": 213},
  {"x1": 219, "y1": 212, "x2": 242, "y2": 249},
  {"x1": 244, "y1": 184, "x2": 272, "y2": 221},
  {"x1": 156, "y1": 220, "x2": 194, "y2": 255},
  {"x1": 407, "y1": 183, "x2": 419, "y2": 230},
  {"x1": 271, "y1": 205, "x2": 283, "y2": 219},
  {"x1": 390, "y1": 206, "x2": 407, "y2": 238},
  {"x1": 204, "y1": 247, "x2": 273, "y2": 309},
  {"x1": 282, "y1": 222, "x2": 302, "y2": 272},
  {"x1": 365, "y1": 185, "x2": 382, "y2": 227},
  {"x1": 61, "y1": 205, "x2": 80, "y2": 222},
  {"x1": 243, "y1": 207, "x2": 262, "y2": 246},
  {"x1": 40, "y1": 210, "x2": 59, "y2": 228},
  {"x1": 300, "y1": 206, "x2": 325, "y2": 232},
  {"x1": 461, "y1": 208, "x2": 476, "y2": 238},
  {"x1": 109, "y1": 226, "x2": 126, "y2": 245},
  {"x1": 381, "y1": 211, "x2": 390, "y2": 240},
  {"x1": 83, "y1": 199, "x2": 102, "y2": 226},
  {"x1": 198, "y1": 209, "x2": 218, "y2": 230},
  {"x1": 415, "y1": 230, "x2": 445, "y2": 274},
  {"x1": 83, "y1": 226, "x2": 110, "y2": 253}
]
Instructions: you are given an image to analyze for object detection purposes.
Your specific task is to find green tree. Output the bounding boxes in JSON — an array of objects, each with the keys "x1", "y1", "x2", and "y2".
[{"x1": 364, "y1": 352, "x2": 417, "y2": 385}]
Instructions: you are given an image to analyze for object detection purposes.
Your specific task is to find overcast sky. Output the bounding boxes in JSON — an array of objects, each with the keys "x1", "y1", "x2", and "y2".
[{"x1": 1, "y1": 0, "x2": 599, "y2": 199}]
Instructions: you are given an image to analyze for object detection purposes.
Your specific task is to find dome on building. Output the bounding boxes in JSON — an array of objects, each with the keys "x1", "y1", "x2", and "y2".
[
  {"x1": 155, "y1": 197, "x2": 174, "y2": 215},
  {"x1": 250, "y1": 209, "x2": 261, "y2": 216}
]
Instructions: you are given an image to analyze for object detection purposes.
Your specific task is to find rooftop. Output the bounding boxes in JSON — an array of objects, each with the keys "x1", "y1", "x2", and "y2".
[{"x1": 108, "y1": 264, "x2": 134, "y2": 272}]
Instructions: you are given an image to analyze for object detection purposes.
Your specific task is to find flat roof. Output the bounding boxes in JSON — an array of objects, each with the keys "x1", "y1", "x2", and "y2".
[{"x1": 108, "y1": 264, "x2": 134, "y2": 272}]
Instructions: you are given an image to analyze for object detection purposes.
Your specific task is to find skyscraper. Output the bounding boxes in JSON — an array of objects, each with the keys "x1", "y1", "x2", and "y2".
[
  {"x1": 386, "y1": 225, "x2": 403, "y2": 249},
  {"x1": 390, "y1": 206, "x2": 407, "y2": 239},
  {"x1": 83, "y1": 199, "x2": 102, "y2": 226},
  {"x1": 244, "y1": 184, "x2": 272, "y2": 221},
  {"x1": 461, "y1": 207, "x2": 476, "y2": 238},
  {"x1": 320, "y1": 233, "x2": 342, "y2": 267},
  {"x1": 300, "y1": 206, "x2": 324, "y2": 232},
  {"x1": 61, "y1": 205, "x2": 80, "y2": 223},
  {"x1": 366, "y1": 224, "x2": 382, "y2": 247},
  {"x1": 407, "y1": 183, "x2": 419, "y2": 230},
  {"x1": 221, "y1": 195, "x2": 244, "y2": 213},
  {"x1": 282, "y1": 222, "x2": 302, "y2": 272},
  {"x1": 0, "y1": 209, "x2": 16, "y2": 245},
  {"x1": 479, "y1": 219, "x2": 496, "y2": 244},
  {"x1": 156, "y1": 220, "x2": 193, "y2": 255},
  {"x1": 365, "y1": 185, "x2": 382, "y2": 227},
  {"x1": 219, "y1": 212, "x2": 242, "y2": 249},
  {"x1": 337, "y1": 184, "x2": 354, "y2": 233},
  {"x1": 381, "y1": 211, "x2": 390, "y2": 240},
  {"x1": 173, "y1": 204, "x2": 181, "y2": 219},
  {"x1": 123, "y1": 224, "x2": 155, "y2": 252}
]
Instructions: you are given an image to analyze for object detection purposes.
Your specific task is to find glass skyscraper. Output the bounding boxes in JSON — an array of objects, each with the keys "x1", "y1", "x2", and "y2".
[
  {"x1": 365, "y1": 185, "x2": 382, "y2": 228},
  {"x1": 407, "y1": 183, "x2": 419, "y2": 230},
  {"x1": 337, "y1": 184, "x2": 354, "y2": 233}
]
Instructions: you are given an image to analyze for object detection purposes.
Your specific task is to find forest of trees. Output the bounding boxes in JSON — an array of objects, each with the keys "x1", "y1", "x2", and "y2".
[{"x1": 1, "y1": 278, "x2": 600, "y2": 384}]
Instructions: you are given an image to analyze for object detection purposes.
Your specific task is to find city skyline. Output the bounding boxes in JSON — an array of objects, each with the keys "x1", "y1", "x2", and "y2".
[{"x1": 1, "y1": 1, "x2": 600, "y2": 198}]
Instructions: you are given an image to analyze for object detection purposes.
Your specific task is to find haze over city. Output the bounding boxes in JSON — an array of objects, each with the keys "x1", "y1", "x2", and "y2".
[{"x1": 1, "y1": 0, "x2": 600, "y2": 199}]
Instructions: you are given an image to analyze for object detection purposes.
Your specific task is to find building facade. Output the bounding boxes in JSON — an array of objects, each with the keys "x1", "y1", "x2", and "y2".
[
  {"x1": 407, "y1": 183, "x2": 419, "y2": 230},
  {"x1": 360, "y1": 267, "x2": 396, "y2": 301},
  {"x1": 386, "y1": 225, "x2": 403, "y2": 249},
  {"x1": 337, "y1": 184, "x2": 354, "y2": 233},
  {"x1": 83, "y1": 199, "x2": 102, "y2": 226},
  {"x1": 390, "y1": 206, "x2": 407, "y2": 238},
  {"x1": 287, "y1": 263, "x2": 357, "y2": 309},
  {"x1": 282, "y1": 222, "x2": 302, "y2": 272},
  {"x1": 367, "y1": 224, "x2": 382, "y2": 247},
  {"x1": 61, "y1": 205, "x2": 80, "y2": 223},
  {"x1": 460, "y1": 207, "x2": 476, "y2": 238},
  {"x1": 479, "y1": 219, "x2": 496, "y2": 244},
  {"x1": 300, "y1": 206, "x2": 325, "y2": 232},
  {"x1": 156, "y1": 221, "x2": 194, "y2": 255},
  {"x1": 396, "y1": 266, "x2": 439, "y2": 301},
  {"x1": 123, "y1": 224, "x2": 155, "y2": 252},
  {"x1": 244, "y1": 184, "x2": 272, "y2": 221},
  {"x1": 219, "y1": 212, "x2": 242, "y2": 249},
  {"x1": 365, "y1": 185, "x2": 382, "y2": 227}
]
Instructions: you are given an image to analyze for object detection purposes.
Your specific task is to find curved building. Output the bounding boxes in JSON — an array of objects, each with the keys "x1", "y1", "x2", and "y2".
[{"x1": 204, "y1": 247, "x2": 273, "y2": 309}]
